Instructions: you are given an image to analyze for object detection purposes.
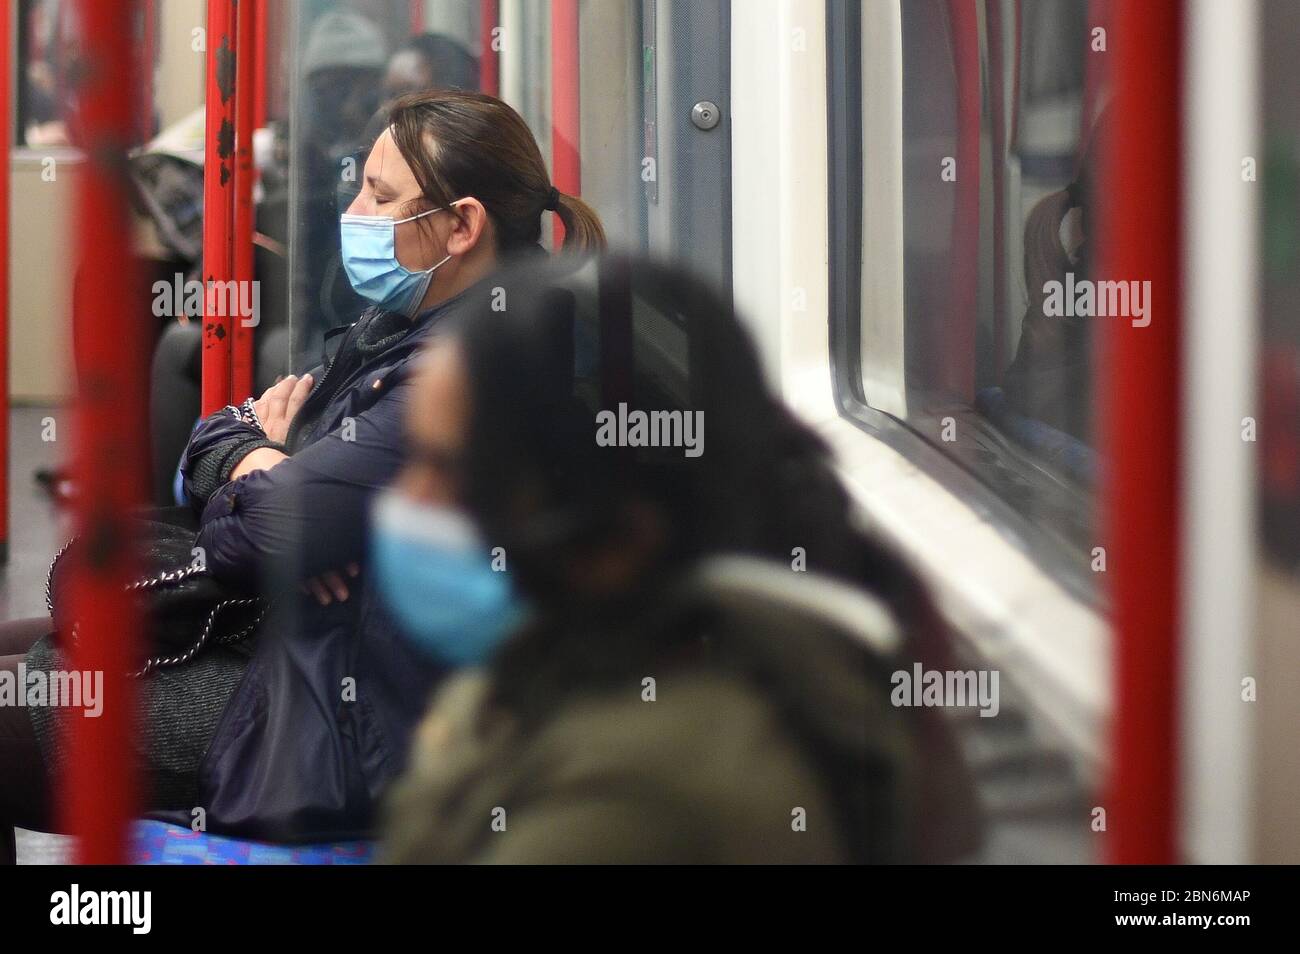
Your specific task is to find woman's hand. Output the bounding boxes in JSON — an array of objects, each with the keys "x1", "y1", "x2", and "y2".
[
  {"x1": 302, "y1": 563, "x2": 361, "y2": 606},
  {"x1": 253, "y1": 373, "x2": 314, "y2": 444}
]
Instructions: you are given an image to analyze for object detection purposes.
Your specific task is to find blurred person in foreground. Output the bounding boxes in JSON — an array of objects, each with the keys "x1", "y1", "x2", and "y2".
[{"x1": 376, "y1": 255, "x2": 980, "y2": 864}]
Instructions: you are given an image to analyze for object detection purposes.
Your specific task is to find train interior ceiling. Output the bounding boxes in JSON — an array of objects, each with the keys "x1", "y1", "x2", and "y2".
[{"x1": 0, "y1": 0, "x2": 1296, "y2": 865}]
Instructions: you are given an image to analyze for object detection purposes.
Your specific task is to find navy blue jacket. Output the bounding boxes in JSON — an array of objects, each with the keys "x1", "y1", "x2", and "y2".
[{"x1": 174, "y1": 292, "x2": 474, "y2": 841}]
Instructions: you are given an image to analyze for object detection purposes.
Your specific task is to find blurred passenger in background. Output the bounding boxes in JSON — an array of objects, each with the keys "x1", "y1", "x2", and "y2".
[
  {"x1": 294, "y1": 8, "x2": 389, "y2": 355},
  {"x1": 1002, "y1": 111, "x2": 1112, "y2": 445},
  {"x1": 383, "y1": 33, "x2": 478, "y2": 101},
  {"x1": 300, "y1": 9, "x2": 387, "y2": 171},
  {"x1": 144, "y1": 116, "x2": 291, "y2": 506},
  {"x1": 379, "y1": 256, "x2": 979, "y2": 864}
]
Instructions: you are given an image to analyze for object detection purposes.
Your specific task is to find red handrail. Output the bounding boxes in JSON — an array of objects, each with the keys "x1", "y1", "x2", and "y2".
[
  {"x1": 232, "y1": 0, "x2": 257, "y2": 401},
  {"x1": 1100, "y1": 0, "x2": 1184, "y2": 865},
  {"x1": 65, "y1": 0, "x2": 148, "y2": 864},
  {"x1": 201, "y1": 0, "x2": 237, "y2": 415},
  {"x1": 550, "y1": 0, "x2": 580, "y2": 247},
  {"x1": 479, "y1": 0, "x2": 499, "y2": 95},
  {"x1": 253, "y1": 0, "x2": 267, "y2": 130}
]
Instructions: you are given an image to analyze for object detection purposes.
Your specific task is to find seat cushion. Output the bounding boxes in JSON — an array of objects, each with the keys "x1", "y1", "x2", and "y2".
[{"x1": 131, "y1": 820, "x2": 374, "y2": 865}]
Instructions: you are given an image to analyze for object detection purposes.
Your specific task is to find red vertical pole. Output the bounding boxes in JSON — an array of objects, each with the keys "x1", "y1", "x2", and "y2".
[
  {"x1": 1100, "y1": 0, "x2": 1183, "y2": 865},
  {"x1": 945, "y1": 0, "x2": 979, "y2": 401},
  {"x1": 409, "y1": 0, "x2": 424, "y2": 36},
  {"x1": 479, "y1": 0, "x2": 499, "y2": 95},
  {"x1": 65, "y1": 0, "x2": 146, "y2": 865},
  {"x1": 253, "y1": 0, "x2": 267, "y2": 129},
  {"x1": 0, "y1": 0, "x2": 11, "y2": 566},
  {"x1": 202, "y1": 0, "x2": 237, "y2": 414},
  {"x1": 232, "y1": 0, "x2": 255, "y2": 401},
  {"x1": 550, "y1": 0, "x2": 580, "y2": 248}
]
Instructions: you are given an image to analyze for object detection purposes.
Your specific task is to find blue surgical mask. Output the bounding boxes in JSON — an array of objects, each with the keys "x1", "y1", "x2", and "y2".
[
  {"x1": 370, "y1": 490, "x2": 527, "y2": 666},
  {"x1": 340, "y1": 207, "x2": 452, "y2": 315}
]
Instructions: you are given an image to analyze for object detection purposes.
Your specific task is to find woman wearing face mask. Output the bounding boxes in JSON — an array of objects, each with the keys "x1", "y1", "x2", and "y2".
[
  {"x1": 375, "y1": 256, "x2": 979, "y2": 864},
  {"x1": 0, "y1": 90, "x2": 604, "y2": 860}
]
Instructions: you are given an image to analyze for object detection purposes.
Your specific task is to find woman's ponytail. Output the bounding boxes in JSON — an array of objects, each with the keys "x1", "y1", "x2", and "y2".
[
  {"x1": 388, "y1": 91, "x2": 608, "y2": 257},
  {"x1": 554, "y1": 191, "x2": 607, "y2": 252}
]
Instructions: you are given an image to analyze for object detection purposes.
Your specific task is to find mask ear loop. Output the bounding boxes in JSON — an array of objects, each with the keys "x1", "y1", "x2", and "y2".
[
  {"x1": 393, "y1": 206, "x2": 443, "y2": 226},
  {"x1": 402, "y1": 199, "x2": 466, "y2": 273},
  {"x1": 420, "y1": 253, "x2": 452, "y2": 275}
]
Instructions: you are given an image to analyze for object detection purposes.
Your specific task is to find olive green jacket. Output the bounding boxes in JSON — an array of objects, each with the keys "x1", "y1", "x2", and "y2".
[{"x1": 380, "y1": 556, "x2": 978, "y2": 864}]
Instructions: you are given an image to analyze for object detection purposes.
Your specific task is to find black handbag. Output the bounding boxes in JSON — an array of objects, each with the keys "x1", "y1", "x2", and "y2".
[{"x1": 46, "y1": 511, "x2": 269, "y2": 678}]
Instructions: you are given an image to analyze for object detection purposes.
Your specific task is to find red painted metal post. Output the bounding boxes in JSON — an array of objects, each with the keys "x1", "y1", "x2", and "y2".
[
  {"x1": 1100, "y1": 0, "x2": 1184, "y2": 865},
  {"x1": 232, "y1": 0, "x2": 256, "y2": 401},
  {"x1": 409, "y1": 0, "x2": 424, "y2": 36},
  {"x1": 479, "y1": 0, "x2": 499, "y2": 95},
  {"x1": 65, "y1": 0, "x2": 147, "y2": 864},
  {"x1": 550, "y1": 0, "x2": 580, "y2": 248},
  {"x1": 945, "y1": 0, "x2": 979, "y2": 402},
  {"x1": 201, "y1": 0, "x2": 237, "y2": 414},
  {"x1": 253, "y1": 0, "x2": 268, "y2": 129},
  {"x1": 0, "y1": 0, "x2": 10, "y2": 566}
]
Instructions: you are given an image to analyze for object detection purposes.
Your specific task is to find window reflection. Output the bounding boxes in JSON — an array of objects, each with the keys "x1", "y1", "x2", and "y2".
[{"x1": 882, "y1": 0, "x2": 1116, "y2": 555}]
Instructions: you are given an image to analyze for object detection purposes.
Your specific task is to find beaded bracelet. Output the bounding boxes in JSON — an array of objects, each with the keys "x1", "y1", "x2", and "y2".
[{"x1": 223, "y1": 398, "x2": 265, "y2": 433}]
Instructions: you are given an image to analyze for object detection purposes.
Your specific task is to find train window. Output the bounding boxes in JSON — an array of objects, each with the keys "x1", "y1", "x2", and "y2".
[
  {"x1": 1261, "y1": 4, "x2": 1300, "y2": 573},
  {"x1": 1258, "y1": 0, "x2": 1300, "y2": 863},
  {"x1": 829, "y1": 0, "x2": 1115, "y2": 591},
  {"x1": 14, "y1": 0, "x2": 160, "y2": 148}
]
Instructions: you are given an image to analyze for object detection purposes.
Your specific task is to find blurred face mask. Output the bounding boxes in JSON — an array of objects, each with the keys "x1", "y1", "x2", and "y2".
[
  {"x1": 370, "y1": 489, "x2": 527, "y2": 666},
  {"x1": 339, "y1": 207, "x2": 451, "y2": 315}
]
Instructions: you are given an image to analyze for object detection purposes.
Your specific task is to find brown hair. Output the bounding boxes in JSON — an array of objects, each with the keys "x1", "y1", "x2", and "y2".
[{"x1": 386, "y1": 89, "x2": 606, "y2": 254}]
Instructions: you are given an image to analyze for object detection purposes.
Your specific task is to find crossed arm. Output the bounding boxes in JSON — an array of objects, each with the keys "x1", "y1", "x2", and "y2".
[{"x1": 180, "y1": 372, "x2": 410, "y2": 604}]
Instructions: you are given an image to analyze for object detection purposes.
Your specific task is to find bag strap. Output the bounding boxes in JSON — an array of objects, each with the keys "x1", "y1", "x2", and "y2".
[
  {"x1": 45, "y1": 535, "x2": 269, "y2": 679},
  {"x1": 45, "y1": 535, "x2": 209, "y2": 615},
  {"x1": 130, "y1": 597, "x2": 272, "y2": 679}
]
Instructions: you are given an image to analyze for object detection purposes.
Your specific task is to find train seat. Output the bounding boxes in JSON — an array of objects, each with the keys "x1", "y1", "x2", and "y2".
[{"x1": 130, "y1": 820, "x2": 374, "y2": 865}]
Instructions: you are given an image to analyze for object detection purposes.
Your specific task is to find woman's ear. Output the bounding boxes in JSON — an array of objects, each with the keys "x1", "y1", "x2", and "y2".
[{"x1": 445, "y1": 197, "x2": 490, "y2": 257}]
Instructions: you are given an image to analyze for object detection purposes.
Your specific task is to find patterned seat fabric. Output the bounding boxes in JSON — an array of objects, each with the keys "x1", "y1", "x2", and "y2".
[{"x1": 131, "y1": 820, "x2": 374, "y2": 865}]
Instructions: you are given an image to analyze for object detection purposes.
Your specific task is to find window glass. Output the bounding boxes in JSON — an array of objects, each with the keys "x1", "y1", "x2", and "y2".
[
  {"x1": 1260, "y1": 2, "x2": 1300, "y2": 572},
  {"x1": 850, "y1": 0, "x2": 1117, "y2": 567},
  {"x1": 16, "y1": 0, "x2": 160, "y2": 147},
  {"x1": 1255, "y1": 0, "x2": 1300, "y2": 862}
]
